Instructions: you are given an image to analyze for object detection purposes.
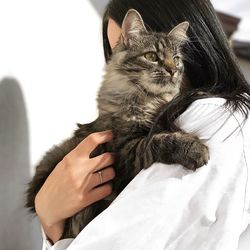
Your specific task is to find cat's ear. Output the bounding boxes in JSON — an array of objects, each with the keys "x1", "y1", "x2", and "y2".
[
  {"x1": 168, "y1": 22, "x2": 189, "y2": 46},
  {"x1": 121, "y1": 9, "x2": 147, "y2": 46}
]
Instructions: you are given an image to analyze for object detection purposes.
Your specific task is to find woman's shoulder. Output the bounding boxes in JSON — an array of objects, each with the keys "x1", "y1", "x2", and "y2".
[
  {"x1": 189, "y1": 97, "x2": 227, "y2": 107},
  {"x1": 175, "y1": 97, "x2": 249, "y2": 141},
  {"x1": 177, "y1": 97, "x2": 228, "y2": 125}
]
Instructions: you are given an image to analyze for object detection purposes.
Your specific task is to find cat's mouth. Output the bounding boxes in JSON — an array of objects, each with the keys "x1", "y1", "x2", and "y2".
[{"x1": 152, "y1": 76, "x2": 175, "y2": 85}]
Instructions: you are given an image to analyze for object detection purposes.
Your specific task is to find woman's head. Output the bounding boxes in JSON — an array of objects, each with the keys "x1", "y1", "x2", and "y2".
[{"x1": 102, "y1": 0, "x2": 250, "y2": 114}]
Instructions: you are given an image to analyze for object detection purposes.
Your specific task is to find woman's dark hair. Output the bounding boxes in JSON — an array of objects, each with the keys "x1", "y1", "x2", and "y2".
[{"x1": 102, "y1": 0, "x2": 250, "y2": 122}]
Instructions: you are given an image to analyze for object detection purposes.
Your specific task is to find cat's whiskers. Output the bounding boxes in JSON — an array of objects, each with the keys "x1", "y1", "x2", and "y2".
[{"x1": 134, "y1": 82, "x2": 149, "y2": 99}]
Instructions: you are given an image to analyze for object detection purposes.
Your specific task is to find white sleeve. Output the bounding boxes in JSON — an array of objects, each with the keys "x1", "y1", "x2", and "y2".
[{"x1": 41, "y1": 225, "x2": 74, "y2": 250}]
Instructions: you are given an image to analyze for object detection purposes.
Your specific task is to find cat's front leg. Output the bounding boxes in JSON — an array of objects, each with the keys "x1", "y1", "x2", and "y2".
[
  {"x1": 148, "y1": 131, "x2": 209, "y2": 170},
  {"x1": 117, "y1": 131, "x2": 208, "y2": 192}
]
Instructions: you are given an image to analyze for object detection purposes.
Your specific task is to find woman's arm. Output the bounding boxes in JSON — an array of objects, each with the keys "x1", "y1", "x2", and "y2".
[{"x1": 41, "y1": 224, "x2": 73, "y2": 250}]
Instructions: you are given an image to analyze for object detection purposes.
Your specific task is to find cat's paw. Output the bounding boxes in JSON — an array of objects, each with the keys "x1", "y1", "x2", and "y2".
[
  {"x1": 151, "y1": 131, "x2": 209, "y2": 171},
  {"x1": 182, "y1": 138, "x2": 209, "y2": 171}
]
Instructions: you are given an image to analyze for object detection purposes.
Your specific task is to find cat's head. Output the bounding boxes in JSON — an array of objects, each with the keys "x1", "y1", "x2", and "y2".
[{"x1": 109, "y1": 9, "x2": 189, "y2": 96}]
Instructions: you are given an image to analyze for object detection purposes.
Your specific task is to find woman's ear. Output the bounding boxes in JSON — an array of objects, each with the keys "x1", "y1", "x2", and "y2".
[
  {"x1": 108, "y1": 18, "x2": 122, "y2": 50},
  {"x1": 121, "y1": 9, "x2": 147, "y2": 46}
]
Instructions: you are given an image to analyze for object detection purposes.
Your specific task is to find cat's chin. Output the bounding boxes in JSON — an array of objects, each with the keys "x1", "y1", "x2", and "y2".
[
  {"x1": 143, "y1": 81, "x2": 181, "y2": 96},
  {"x1": 152, "y1": 79, "x2": 171, "y2": 86},
  {"x1": 149, "y1": 81, "x2": 180, "y2": 93}
]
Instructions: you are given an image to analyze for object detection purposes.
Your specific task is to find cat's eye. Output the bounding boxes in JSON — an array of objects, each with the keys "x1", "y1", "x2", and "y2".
[{"x1": 144, "y1": 52, "x2": 158, "y2": 62}]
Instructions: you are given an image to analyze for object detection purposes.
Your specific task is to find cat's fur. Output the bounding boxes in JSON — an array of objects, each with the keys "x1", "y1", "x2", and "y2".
[{"x1": 25, "y1": 9, "x2": 209, "y2": 239}]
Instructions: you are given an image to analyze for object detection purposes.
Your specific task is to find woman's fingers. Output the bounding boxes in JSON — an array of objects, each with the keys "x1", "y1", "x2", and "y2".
[
  {"x1": 89, "y1": 167, "x2": 116, "y2": 190},
  {"x1": 87, "y1": 182, "x2": 113, "y2": 205},
  {"x1": 74, "y1": 130, "x2": 113, "y2": 157},
  {"x1": 87, "y1": 153, "x2": 116, "y2": 190},
  {"x1": 89, "y1": 152, "x2": 115, "y2": 172}
]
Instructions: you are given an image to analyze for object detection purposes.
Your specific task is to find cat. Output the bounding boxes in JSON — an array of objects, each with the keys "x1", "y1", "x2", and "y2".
[{"x1": 25, "y1": 9, "x2": 209, "y2": 239}]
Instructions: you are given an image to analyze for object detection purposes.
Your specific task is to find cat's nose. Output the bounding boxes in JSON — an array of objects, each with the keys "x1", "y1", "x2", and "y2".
[
  {"x1": 166, "y1": 66, "x2": 177, "y2": 76},
  {"x1": 164, "y1": 59, "x2": 177, "y2": 76}
]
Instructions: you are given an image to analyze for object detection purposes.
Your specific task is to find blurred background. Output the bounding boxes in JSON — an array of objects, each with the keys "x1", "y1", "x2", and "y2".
[{"x1": 0, "y1": 0, "x2": 249, "y2": 249}]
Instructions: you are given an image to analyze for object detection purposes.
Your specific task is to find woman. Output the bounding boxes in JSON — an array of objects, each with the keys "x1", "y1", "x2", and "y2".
[{"x1": 36, "y1": 0, "x2": 250, "y2": 249}]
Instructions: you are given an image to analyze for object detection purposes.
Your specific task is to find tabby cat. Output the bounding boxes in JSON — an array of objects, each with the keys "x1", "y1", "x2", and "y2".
[{"x1": 25, "y1": 9, "x2": 209, "y2": 239}]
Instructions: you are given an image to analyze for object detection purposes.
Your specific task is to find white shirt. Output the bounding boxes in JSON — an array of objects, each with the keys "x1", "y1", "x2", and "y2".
[{"x1": 42, "y1": 97, "x2": 250, "y2": 250}]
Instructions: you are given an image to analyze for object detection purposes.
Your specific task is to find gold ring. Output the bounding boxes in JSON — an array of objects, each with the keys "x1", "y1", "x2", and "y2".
[{"x1": 98, "y1": 171, "x2": 103, "y2": 185}]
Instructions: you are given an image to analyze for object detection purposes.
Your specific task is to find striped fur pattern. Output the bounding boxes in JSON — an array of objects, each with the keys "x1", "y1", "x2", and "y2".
[{"x1": 25, "y1": 9, "x2": 209, "y2": 238}]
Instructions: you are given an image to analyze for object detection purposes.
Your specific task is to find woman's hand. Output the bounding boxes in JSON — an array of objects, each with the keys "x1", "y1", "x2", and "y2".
[{"x1": 35, "y1": 130, "x2": 116, "y2": 243}]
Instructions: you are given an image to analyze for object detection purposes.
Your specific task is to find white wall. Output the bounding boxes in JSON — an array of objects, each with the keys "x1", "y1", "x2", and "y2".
[
  {"x1": 211, "y1": 0, "x2": 250, "y2": 41},
  {"x1": 0, "y1": 0, "x2": 104, "y2": 173}
]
